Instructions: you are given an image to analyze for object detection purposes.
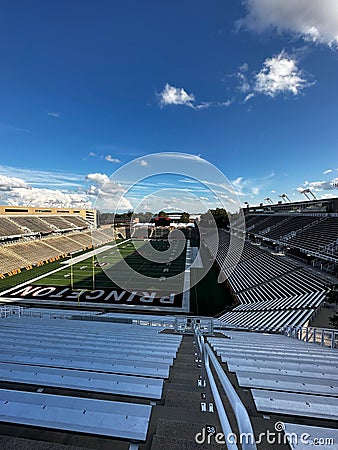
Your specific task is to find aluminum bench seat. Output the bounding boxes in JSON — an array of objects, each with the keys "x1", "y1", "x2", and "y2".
[
  {"x1": 227, "y1": 362, "x2": 338, "y2": 380},
  {"x1": 225, "y1": 358, "x2": 338, "y2": 375},
  {"x1": 0, "y1": 352, "x2": 170, "y2": 378},
  {"x1": 0, "y1": 362, "x2": 163, "y2": 399},
  {"x1": 252, "y1": 389, "x2": 338, "y2": 420},
  {"x1": 0, "y1": 389, "x2": 152, "y2": 440},
  {"x1": 210, "y1": 344, "x2": 338, "y2": 359},
  {"x1": 0, "y1": 335, "x2": 180, "y2": 356},
  {"x1": 0, "y1": 344, "x2": 174, "y2": 364},
  {"x1": 213, "y1": 343, "x2": 336, "y2": 354},
  {"x1": 218, "y1": 353, "x2": 338, "y2": 366},
  {"x1": 235, "y1": 370, "x2": 338, "y2": 396},
  {"x1": 0, "y1": 326, "x2": 182, "y2": 343},
  {"x1": 211, "y1": 343, "x2": 338, "y2": 356}
]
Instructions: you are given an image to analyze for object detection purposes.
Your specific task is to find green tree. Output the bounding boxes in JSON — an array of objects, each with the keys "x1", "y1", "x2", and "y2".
[
  {"x1": 329, "y1": 314, "x2": 338, "y2": 328},
  {"x1": 135, "y1": 211, "x2": 153, "y2": 223},
  {"x1": 326, "y1": 284, "x2": 338, "y2": 305},
  {"x1": 209, "y1": 208, "x2": 229, "y2": 228},
  {"x1": 180, "y1": 212, "x2": 190, "y2": 223}
]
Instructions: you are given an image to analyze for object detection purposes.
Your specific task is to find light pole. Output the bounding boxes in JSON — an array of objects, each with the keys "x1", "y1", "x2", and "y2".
[
  {"x1": 301, "y1": 189, "x2": 317, "y2": 200},
  {"x1": 279, "y1": 194, "x2": 290, "y2": 203}
]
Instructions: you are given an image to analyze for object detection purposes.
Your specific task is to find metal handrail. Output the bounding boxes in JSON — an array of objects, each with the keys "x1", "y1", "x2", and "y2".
[
  {"x1": 194, "y1": 326, "x2": 257, "y2": 450},
  {"x1": 283, "y1": 325, "x2": 338, "y2": 349}
]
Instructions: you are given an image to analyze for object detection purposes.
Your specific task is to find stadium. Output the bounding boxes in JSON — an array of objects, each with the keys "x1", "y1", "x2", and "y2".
[
  {"x1": 2, "y1": 1, "x2": 338, "y2": 449},
  {"x1": 0, "y1": 195, "x2": 337, "y2": 450}
]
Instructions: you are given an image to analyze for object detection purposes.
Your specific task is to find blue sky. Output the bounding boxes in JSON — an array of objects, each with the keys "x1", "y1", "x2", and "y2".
[{"x1": 0, "y1": 0, "x2": 338, "y2": 212}]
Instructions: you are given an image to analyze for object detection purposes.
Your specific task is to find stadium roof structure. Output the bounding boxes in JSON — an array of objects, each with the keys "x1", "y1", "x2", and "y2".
[{"x1": 243, "y1": 196, "x2": 338, "y2": 215}]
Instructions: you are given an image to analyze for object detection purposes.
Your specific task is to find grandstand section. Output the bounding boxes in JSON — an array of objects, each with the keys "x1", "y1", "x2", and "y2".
[
  {"x1": 241, "y1": 198, "x2": 338, "y2": 266},
  {"x1": 204, "y1": 229, "x2": 328, "y2": 330},
  {"x1": 0, "y1": 205, "x2": 116, "y2": 279}
]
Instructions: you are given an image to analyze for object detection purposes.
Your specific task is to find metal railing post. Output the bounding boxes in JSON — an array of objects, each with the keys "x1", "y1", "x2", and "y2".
[{"x1": 194, "y1": 326, "x2": 257, "y2": 450}]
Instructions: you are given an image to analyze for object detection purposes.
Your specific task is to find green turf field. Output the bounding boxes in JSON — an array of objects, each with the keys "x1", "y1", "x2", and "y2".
[
  {"x1": 32, "y1": 239, "x2": 187, "y2": 293},
  {"x1": 0, "y1": 237, "x2": 233, "y2": 316}
]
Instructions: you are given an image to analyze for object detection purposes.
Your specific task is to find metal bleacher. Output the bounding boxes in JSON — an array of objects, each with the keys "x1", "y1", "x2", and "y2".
[
  {"x1": 208, "y1": 330, "x2": 338, "y2": 447},
  {"x1": 0, "y1": 316, "x2": 182, "y2": 445}
]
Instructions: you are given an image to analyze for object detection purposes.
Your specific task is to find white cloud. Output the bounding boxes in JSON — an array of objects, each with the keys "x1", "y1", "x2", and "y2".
[
  {"x1": 237, "y1": 52, "x2": 313, "y2": 100},
  {"x1": 237, "y1": 64, "x2": 251, "y2": 93},
  {"x1": 231, "y1": 172, "x2": 275, "y2": 199},
  {"x1": 0, "y1": 168, "x2": 135, "y2": 211},
  {"x1": 85, "y1": 172, "x2": 132, "y2": 212},
  {"x1": 0, "y1": 174, "x2": 91, "y2": 208},
  {"x1": 48, "y1": 112, "x2": 60, "y2": 118},
  {"x1": 297, "y1": 177, "x2": 338, "y2": 192},
  {"x1": 158, "y1": 83, "x2": 232, "y2": 110},
  {"x1": 88, "y1": 152, "x2": 97, "y2": 157},
  {"x1": 255, "y1": 51, "x2": 312, "y2": 97},
  {"x1": 159, "y1": 83, "x2": 195, "y2": 107},
  {"x1": 323, "y1": 168, "x2": 333, "y2": 174},
  {"x1": 104, "y1": 154, "x2": 121, "y2": 163},
  {"x1": 244, "y1": 93, "x2": 255, "y2": 102},
  {"x1": 239, "y1": 0, "x2": 338, "y2": 47},
  {"x1": 0, "y1": 165, "x2": 84, "y2": 189},
  {"x1": 6, "y1": 187, "x2": 92, "y2": 208},
  {"x1": 0, "y1": 175, "x2": 29, "y2": 191},
  {"x1": 139, "y1": 159, "x2": 148, "y2": 167}
]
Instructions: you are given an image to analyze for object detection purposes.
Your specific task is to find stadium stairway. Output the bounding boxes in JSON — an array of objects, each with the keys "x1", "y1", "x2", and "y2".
[{"x1": 149, "y1": 334, "x2": 222, "y2": 450}]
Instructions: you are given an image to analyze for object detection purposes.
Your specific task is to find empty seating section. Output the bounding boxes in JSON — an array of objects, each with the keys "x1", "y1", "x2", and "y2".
[
  {"x1": 245, "y1": 213, "x2": 338, "y2": 257},
  {"x1": 0, "y1": 218, "x2": 23, "y2": 237},
  {"x1": 91, "y1": 228, "x2": 116, "y2": 245},
  {"x1": 63, "y1": 215, "x2": 87, "y2": 228},
  {"x1": 265, "y1": 215, "x2": 317, "y2": 240},
  {"x1": 219, "y1": 307, "x2": 315, "y2": 330},
  {"x1": 0, "y1": 229, "x2": 119, "y2": 274},
  {"x1": 42, "y1": 215, "x2": 77, "y2": 230},
  {"x1": 10, "y1": 216, "x2": 53, "y2": 233},
  {"x1": 0, "y1": 247, "x2": 27, "y2": 274},
  {"x1": 207, "y1": 230, "x2": 326, "y2": 330},
  {"x1": 208, "y1": 331, "x2": 338, "y2": 426},
  {"x1": 0, "y1": 234, "x2": 91, "y2": 273},
  {"x1": 248, "y1": 215, "x2": 287, "y2": 234},
  {"x1": 0, "y1": 215, "x2": 88, "y2": 238},
  {"x1": 0, "y1": 213, "x2": 119, "y2": 274},
  {"x1": 0, "y1": 317, "x2": 182, "y2": 440},
  {"x1": 288, "y1": 217, "x2": 338, "y2": 253}
]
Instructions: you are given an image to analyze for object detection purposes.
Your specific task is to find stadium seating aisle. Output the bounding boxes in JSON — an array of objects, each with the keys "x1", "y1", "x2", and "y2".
[{"x1": 0, "y1": 317, "x2": 182, "y2": 444}]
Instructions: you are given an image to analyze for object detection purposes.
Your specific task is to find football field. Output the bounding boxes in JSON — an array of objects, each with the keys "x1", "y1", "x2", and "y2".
[{"x1": 3, "y1": 239, "x2": 188, "y2": 310}]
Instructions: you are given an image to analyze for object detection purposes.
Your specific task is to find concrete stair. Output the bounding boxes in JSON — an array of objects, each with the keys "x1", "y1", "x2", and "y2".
[{"x1": 149, "y1": 335, "x2": 221, "y2": 450}]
